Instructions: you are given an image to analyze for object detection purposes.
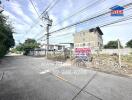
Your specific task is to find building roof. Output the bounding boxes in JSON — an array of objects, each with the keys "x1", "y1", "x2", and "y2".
[
  {"x1": 75, "y1": 27, "x2": 103, "y2": 35},
  {"x1": 89, "y1": 27, "x2": 103, "y2": 35},
  {"x1": 96, "y1": 27, "x2": 103, "y2": 35},
  {"x1": 41, "y1": 44, "x2": 65, "y2": 46},
  {"x1": 111, "y1": 5, "x2": 124, "y2": 10}
]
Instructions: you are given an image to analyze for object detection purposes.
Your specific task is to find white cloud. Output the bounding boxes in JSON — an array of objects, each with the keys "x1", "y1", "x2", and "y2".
[
  {"x1": 67, "y1": 0, "x2": 73, "y2": 7},
  {"x1": 3, "y1": 11, "x2": 16, "y2": 20},
  {"x1": 3, "y1": 10, "x2": 30, "y2": 36},
  {"x1": 10, "y1": 1, "x2": 33, "y2": 24},
  {"x1": 28, "y1": 0, "x2": 40, "y2": 19},
  {"x1": 62, "y1": 9, "x2": 69, "y2": 18},
  {"x1": 50, "y1": 14, "x2": 58, "y2": 24},
  {"x1": 3, "y1": 11, "x2": 26, "y2": 25}
]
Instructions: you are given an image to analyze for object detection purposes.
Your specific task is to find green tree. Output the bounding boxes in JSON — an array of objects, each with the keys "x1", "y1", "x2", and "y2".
[
  {"x1": 15, "y1": 39, "x2": 40, "y2": 55},
  {"x1": 0, "y1": 14, "x2": 15, "y2": 57},
  {"x1": 104, "y1": 40, "x2": 122, "y2": 49},
  {"x1": 15, "y1": 43, "x2": 24, "y2": 51},
  {"x1": 126, "y1": 39, "x2": 132, "y2": 48},
  {"x1": 23, "y1": 38, "x2": 40, "y2": 50}
]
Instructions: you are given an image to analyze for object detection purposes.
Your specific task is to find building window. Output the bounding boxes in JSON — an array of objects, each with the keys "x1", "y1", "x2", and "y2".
[
  {"x1": 98, "y1": 42, "x2": 100, "y2": 46},
  {"x1": 83, "y1": 32, "x2": 85, "y2": 36},
  {"x1": 83, "y1": 43, "x2": 85, "y2": 47},
  {"x1": 87, "y1": 43, "x2": 90, "y2": 46}
]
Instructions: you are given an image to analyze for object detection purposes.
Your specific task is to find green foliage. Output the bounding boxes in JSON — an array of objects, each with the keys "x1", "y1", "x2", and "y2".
[
  {"x1": 15, "y1": 43, "x2": 24, "y2": 51},
  {"x1": 23, "y1": 39, "x2": 40, "y2": 51},
  {"x1": 15, "y1": 38, "x2": 40, "y2": 55},
  {"x1": 0, "y1": 14, "x2": 15, "y2": 57},
  {"x1": 104, "y1": 40, "x2": 122, "y2": 49},
  {"x1": 126, "y1": 39, "x2": 132, "y2": 48}
]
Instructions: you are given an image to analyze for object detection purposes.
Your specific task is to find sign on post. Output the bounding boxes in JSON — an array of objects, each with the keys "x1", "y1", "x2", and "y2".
[
  {"x1": 110, "y1": 5, "x2": 124, "y2": 16},
  {"x1": 75, "y1": 48, "x2": 91, "y2": 61}
]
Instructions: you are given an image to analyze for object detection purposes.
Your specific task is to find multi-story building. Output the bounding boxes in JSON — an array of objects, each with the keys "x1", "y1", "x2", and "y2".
[{"x1": 74, "y1": 27, "x2": 103, "y2": 51}]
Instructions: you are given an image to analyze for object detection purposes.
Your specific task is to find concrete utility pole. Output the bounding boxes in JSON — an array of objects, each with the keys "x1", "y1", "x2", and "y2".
[
  {"x1": 118, "y1": 39, "x2": 121, "y2": 67},
  {"x1": 42, "y1": 12, "x2": 52, "y2": 57}
]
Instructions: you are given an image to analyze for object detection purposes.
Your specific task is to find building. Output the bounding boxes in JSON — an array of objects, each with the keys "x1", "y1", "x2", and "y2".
[
  {"x1": 60, "y1": 43, "x2": 74, "y2": 50},
  {"x1": 74, "y1": 27, "x2": 103, "y2": 51},
  {"x1": 41, "y1": 44, "x2": 65, "y2": 51}
]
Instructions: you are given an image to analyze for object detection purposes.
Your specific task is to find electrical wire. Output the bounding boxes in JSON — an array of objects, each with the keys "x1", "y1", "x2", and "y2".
[
  {"x1": 37, "y1": 14, "x2": 132, "y2": 42},
  {"x1": 100, "y1": 14, "x2": 132, "y2": 27},
  {"x1": 50, "y1": 1, "x2": 132, "y2": 32},
  {"x1": 26, "y1": 0, "x2": 60, "y2": 36},
  {"x1": 36, "y1": 2, "x2": 132, "y2": 41},
  {"x1": 49, "y1": 3, "x2": 132, "y2": 34},
  {"x1": 29, "y1": 0, "x2": 40, "y2": 17}
]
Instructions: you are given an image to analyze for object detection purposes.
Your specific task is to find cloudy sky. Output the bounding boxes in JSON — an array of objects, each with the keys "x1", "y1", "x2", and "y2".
[{"x1": 1, "y1": 0, "x2": 132, "y2": 46}]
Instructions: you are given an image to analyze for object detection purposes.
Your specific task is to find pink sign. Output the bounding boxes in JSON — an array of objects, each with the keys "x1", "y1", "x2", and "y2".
[{"x1": 75, "y1": 48, "x2": 91, "y2": 57}]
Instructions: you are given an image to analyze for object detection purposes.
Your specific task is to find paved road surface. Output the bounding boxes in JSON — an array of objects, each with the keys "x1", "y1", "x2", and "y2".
[{"x1": 0, "y1": 56, "x2": 132, "y2": 100}]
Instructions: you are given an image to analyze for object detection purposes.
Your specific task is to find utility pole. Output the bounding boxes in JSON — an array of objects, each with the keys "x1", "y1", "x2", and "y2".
[
  {"x1": 46, "y1": 22, "x2": 51, "y2": 57},
  {"x1": 118, "y1": 39, "x2": 121, "y2": 68},
  {"x1": 41, "y1": 12, "x2": 52, "y2": 57}
]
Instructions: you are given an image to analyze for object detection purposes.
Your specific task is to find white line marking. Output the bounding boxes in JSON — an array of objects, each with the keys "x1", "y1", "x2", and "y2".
[{"x1": 39, "y1": 70, "x2": 50, "y2": 74}]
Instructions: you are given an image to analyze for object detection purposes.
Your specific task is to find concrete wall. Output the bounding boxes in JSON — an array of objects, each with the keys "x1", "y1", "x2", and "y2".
[
  {"x1": 28, "y1": 50, "x2": 46, "y2": 56},
  {"x1": 93, "y1": 48, "x2": 132, "y2": 55}
]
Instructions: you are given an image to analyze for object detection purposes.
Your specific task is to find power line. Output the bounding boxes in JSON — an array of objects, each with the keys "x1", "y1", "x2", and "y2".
[
  {"x1": 22, "y1": 0, "x2": 42, "y2": 40},
  {"x1": 85, "y1": 6, "x2": 132, "y2": 29},
  {"x1": 36, "y1": 2, "x2": 132, "y2": 41},
  {"x1": 29, "y1": 0, "x2": 40, "y2": 17},
  {"x1": 52, "y1": 8, "x2": 132, "y2": 38},
  {"x1": 36, "y1": 0, "x2": 108, "y2": 40},
  {"x1": 29, "y1": 0, "x2": 108, "y2": 38},
  {"x1": 37, "y1": 14, "x2": 132, "y2": 42},
  {"x1": 41, "y1": 0, "x2": 60, "y2": 15},
  {"x1": 106, "y1": 21, "x2": 132, "y2": 27},
  {"x1": 51, "y1": 0, "x2": 125, "y2": 30},
  {"x1": 26, "y1": 0, "x2": 60, "y2": 35},
  {"x1": 52, "y1": 0, "x2": 106, "y2": 26},
  {"x1": 49, "y1": 3, "x2": 132, "y2": 34},
  {"x1": 47, "y1": 9, "x2": 132, "y2": 41},
  {"x1": 100, "y1": 14, "x2": 132, "y2": 27}
]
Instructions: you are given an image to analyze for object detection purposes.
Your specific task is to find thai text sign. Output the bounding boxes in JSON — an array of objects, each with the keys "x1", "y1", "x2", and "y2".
[{"x1": 75, "y1": 48, "x2": 91, "y2": 60}]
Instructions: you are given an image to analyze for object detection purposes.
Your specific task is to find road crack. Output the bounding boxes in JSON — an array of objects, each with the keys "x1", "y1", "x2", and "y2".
[
  {"x1": 0, "y1": 72, "x2": 5, "y2": 81},
  {"x1": 51, "y1": 72, "x2": 102, "y2": 100},
  {"x1": 71, "y1": 72, "x2": 100, "y2": 100}
]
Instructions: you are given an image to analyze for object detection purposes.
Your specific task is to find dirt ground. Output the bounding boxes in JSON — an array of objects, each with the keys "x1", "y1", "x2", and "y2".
[
  {"x1": 43, "y1": 53, "x2": 132, "y2": 77},
  {"x1": 68, "y1": 54, "x2": 132, "y2": 77}
]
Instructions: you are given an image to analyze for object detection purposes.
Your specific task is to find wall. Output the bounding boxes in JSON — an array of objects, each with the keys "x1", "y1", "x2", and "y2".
[{"x1": 92, "y1": 48, "x2": 132, "y2": 55}]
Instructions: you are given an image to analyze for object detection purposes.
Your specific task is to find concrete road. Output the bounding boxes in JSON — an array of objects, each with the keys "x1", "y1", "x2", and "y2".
[{"x1": 0, "y1": 56, "x2": 132, "y2": 100}]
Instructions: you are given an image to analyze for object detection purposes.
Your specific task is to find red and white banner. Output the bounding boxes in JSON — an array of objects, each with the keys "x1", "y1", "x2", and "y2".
[{"x1": 75, "y1": 48, "x2": 91, "y2": 58}]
